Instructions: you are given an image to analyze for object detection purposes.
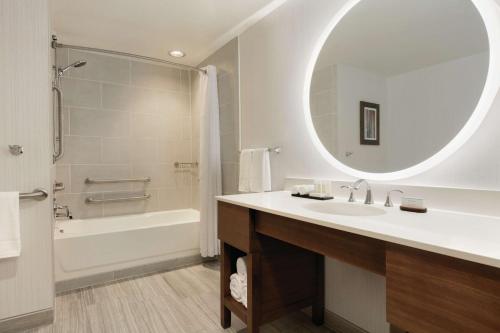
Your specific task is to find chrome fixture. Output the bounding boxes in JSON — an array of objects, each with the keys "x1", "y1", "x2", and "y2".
[
  {"x1": 52, "y1": 85, "x2": 63, "y2": 162},
  {"x1": 384, "y1": 189, "x2": 404, "y2": 207},
  {"x1": 54, "y1": 203, "x2": 72, "y2": 219},
  {"x1": 340, "y1": 185, "x2": 356, "y2": 203},
  {"x1": 52, "y1": 35, "x2": 206, "y2": 74},
  {"x1": 86, "y1": 194, "x2": 151, "y2": 204},
  {"x1": 51, "y1": 35, "x2": 80, "y2": 163},
  {"x1": 238, "y1": 147, "x2": 282, "y2": 154},
  {"x1": 19, "y1": 188, "x2": 48, "y2": 201},
  {"x1": 342, "y1": 179, "x2": 373, "y2": 204},
  {"x1": 54, "y1": 181, "x2": 65, "y2": 192},
  {"x1": 8, "y1": 145, "x2": 24, "y2": 156},
  {"x1": 85, "y1": 177, "x2": 151, "y2": 184},
  {"x1": 57, "y1": 60, "x2": 87, "y2": 77},
  {"x1": 174, "y1": 161, "x2": 199, "y2": 169}
]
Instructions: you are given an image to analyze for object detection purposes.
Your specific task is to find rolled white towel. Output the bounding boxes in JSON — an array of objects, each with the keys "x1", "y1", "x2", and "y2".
[
  {"x1": 236, "y1": 256, "x2": 248, "y2": 277},
  {"x1": 230, "y1": 273, "x2": 243, "y2": 301},
  {"x1": 241, "y1": 284, "x2": 247, "y2": 308}
]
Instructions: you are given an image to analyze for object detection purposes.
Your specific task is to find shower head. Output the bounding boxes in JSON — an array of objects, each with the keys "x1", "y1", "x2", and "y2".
[{"x1": 58, "y1": 60, "x2": 87, "y2": 76}]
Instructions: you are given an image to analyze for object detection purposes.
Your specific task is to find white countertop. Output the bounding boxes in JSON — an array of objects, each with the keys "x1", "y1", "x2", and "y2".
[{"x1": 216, "y1": 191, "x2": 500, "y2": 269}]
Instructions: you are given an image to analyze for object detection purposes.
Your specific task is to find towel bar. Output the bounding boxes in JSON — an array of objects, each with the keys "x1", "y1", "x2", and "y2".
[
  {"x1": 86, "y1": 194, "x2": 151, "y2": 204},
  {"x1": 85, "y1": 177, "x2": 151, "y2": 184},
  {"x1": 174, "y1": 162, "x2": 199, "y2": 168},
  {"x1": 238, "y1": 147, "x2": 281, "y2": 154},
  {"x1": 19, "y1": 188, "x2": 48, "y2": 201}
]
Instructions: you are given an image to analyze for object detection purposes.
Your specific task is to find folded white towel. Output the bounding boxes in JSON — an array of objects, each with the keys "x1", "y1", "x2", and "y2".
[
  {"x1": 241, "y1": 284, "x2": 247, "y2": 308},
  {"x1": 230, "y1": 273, "x2": 243, "y2": 301},
  {"x1": 236, "y1": 256, "x2": 248, "y2": 277},
  {"x1": 238, "y1": 149, "x2": 252, "y2": 192},
  {"x1": 0, "y1": 192, "x2": 20, "y2": 259},
  {"x1": 249, "y1": 148, "x2": 271, "y2": 193},
  {"x1": 230, "y1": 271, "x2": 248, "y2": 308}
]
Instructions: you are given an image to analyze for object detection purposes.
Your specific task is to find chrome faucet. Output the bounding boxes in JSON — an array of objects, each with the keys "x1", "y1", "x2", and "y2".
[
  {"x1": 53, "y1": 200, "x2": 72, "y2": 219},
  {"x1": 342, "y1": 179, "x2": 374, "y2": 204}
]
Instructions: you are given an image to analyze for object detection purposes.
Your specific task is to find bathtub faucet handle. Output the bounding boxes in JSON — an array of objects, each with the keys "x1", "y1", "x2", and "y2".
[{"x1": 54, "y1": 202, "x2": 72, "y2": 219}]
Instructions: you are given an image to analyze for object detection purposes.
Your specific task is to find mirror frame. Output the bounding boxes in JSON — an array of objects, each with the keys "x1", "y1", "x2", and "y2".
[{"x1": 303, "y1": 0, "x2": 500, "y2": 181}]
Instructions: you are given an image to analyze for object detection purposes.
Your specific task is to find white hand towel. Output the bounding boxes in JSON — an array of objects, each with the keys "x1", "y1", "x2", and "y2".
[
  {"x1": 0, "y1": 192, "x2": 20, "y2": 259},
  {"x1": 241, "y1": 284, "x2": 247, "y2": 308},
  {"x1": 236, "y1": 256, "x2": 248, "y2": 277},
  {"x1": 230, "y1": 273, "x2": 243, "y2": 301},
  {"x1": 238, "y1": 149, "x2": 253, "y2": 193},
  {"x1": 249, "y1": 148, "x2": 271, "y2": 193}
]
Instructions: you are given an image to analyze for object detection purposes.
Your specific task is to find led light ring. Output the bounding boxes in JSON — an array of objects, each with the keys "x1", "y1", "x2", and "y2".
[{"x1": 303, "y1": 0, "x2": 500, "y2": 181}]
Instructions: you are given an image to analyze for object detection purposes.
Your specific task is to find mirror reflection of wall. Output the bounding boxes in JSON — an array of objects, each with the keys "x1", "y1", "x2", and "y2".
[{"x1": 310, "y1": 0, "x2": 489, "y2": 173}]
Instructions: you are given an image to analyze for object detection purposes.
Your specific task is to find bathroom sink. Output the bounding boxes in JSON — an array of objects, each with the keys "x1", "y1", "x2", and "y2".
[{"x1": 303, "y1": 201, "x2": 386, "y2": 216}]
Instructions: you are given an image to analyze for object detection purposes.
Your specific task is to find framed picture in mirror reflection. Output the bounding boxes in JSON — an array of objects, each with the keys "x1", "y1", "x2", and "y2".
[{"x1": 360, "y1": 101, "x2": 380, "y2": 145}]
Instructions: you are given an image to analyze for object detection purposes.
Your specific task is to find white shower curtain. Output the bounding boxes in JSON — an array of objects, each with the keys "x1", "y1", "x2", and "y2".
[{"x1": 198, "y1": 65, "x2": 222, "y2": 257}]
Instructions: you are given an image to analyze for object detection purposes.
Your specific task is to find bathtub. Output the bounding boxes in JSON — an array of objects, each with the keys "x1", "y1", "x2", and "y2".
[{"x1": 54, "y1": 209, "x2": 200, "y2": 286}]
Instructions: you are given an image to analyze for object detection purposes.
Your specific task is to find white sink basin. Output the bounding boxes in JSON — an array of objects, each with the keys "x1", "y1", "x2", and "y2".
[{"x1": 304, "y1": 201, "x2": 386, "y2": 216}]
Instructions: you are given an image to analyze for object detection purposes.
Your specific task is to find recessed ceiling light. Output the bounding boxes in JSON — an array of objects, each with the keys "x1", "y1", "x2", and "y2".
[{"x1": 169, "y1": 50, "x2": 185, "y2": 58}]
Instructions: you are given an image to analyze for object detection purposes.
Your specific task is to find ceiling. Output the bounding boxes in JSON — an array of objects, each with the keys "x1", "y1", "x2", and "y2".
[
  {"x1": 316, "y1": 0, "x2": 489, "y2": 76},
  {"x1": 51, "y1": 0, "x2": 282, "y2": 66}
]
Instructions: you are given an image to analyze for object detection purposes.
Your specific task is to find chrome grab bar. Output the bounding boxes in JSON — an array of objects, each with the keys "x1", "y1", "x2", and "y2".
[
  {"x1": 52, "y1": 86, "x2": 63, "y2": 163},
  {"x1": 174, "y1": 162, "x2": 199, "y2": 168},
  {"x1": 85, "y1": 177, "x2": 151, "y2": 184},
  {"x1": 20, "y1": 188, "x2": 49, "y2": 201},
  {"x1": 85, "y1": 194, "x2": 151, "y2": 204}
]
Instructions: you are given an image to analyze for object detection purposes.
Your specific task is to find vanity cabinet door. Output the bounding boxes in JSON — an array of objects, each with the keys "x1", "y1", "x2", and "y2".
[
  {"x1": 218, "y1": 202, "x2": 253, "y2": 252},
  {"x1": 386, "y1": 244, "x2": 500, "y2": 333}
]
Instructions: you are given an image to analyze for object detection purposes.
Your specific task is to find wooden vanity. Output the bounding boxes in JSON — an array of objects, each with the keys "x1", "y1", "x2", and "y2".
[{"x1": 217, "y1": 198, "x2": 500, "y2": 333}]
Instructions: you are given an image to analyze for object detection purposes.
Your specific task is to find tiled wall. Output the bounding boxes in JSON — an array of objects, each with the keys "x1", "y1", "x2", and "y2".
[
  {"x1": 311, "y1": 65, "x2": 337, "y2": 155},
  {"x1": 55, "y1": 49, "x2": 194, "y2": 219},
  {"x1": 191, "y1": 38, "x2": 240, "y2": 208}
]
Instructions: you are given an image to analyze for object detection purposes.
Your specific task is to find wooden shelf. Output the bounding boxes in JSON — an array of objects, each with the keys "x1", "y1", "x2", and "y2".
[{"x1": 224, "y1": 296, "x2": 247, "y2": 324}]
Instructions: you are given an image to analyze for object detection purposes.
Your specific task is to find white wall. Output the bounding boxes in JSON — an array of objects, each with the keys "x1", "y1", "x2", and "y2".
[
  {"x1": 0, "y1": 0, "x2": 54, "y2": 320},
  {"x1": 336, "y1": 64, "x2": 388, "y2": 172},
  {"x1": 239, "y1": 0, "x2": 500, "y2": 332},
  {"x1": 386, "y1": 52, "x2": 489, "y2": 171},
  {"x1": 240, "y1": 0, "x2": 500, "y2": 191}
]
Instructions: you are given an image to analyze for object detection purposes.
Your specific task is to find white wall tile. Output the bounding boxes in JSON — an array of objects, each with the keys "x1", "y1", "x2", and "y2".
[
  {"x1": 68, "y1": 50, "x2": 130, "y2": 84},
  {"x1": 131, "y1": 61, "x2": 181, "y2": 91},
  {"x1": 56, "y1": 55, "x2": 195, "y2": 219},
  {"x1": 59, "y1": 136, "x2": 102, "y2": 164},
  {"x1": 102, "y1": 138, "x2": 130, "y2": 164},
  {"x1": 61, "y1": 78, "x2": 101, "y2": 108},
  {"x1": 130, "y1": 113, "x2": 160, "y2": 138},
  {"x1": 102, "y1": 83, "x2": 157, "y2": 113},
  {"x1": 70, "y1": 108, "x2": 130, "y2": 137}
]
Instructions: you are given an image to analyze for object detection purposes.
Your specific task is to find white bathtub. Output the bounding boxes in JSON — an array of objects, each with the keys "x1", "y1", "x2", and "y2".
[{"x1": 54, "y1": 209, "x2": 200, "y2": 283}]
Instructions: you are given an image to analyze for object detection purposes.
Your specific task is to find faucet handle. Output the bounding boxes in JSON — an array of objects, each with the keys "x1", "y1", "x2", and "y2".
[
  {"x1": 385, "y1": 189, "x2": 404, "y2": 207},
  {"x1": 341, "y1": 185, "x2": 356, "y2": 202}
]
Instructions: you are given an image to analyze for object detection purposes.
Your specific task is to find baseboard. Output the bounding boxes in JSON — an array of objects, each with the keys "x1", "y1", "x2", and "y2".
[
  {"x1": 0, "y1": 308, "x2": 53, "y2": 333},
  {"x1": 56, "y1": 254, "x2": 213, "y2": 293},
  {"x1": 303, "y1": 307, "x2": 369, "y2": 333}
]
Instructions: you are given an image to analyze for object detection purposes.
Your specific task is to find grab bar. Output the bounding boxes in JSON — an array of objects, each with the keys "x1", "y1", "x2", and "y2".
[
  {"x1": 20, "y1": 188, "x2": 49, "y2": 201},
  {"x1": 174, "y1": 162, "x2": 199, "y2": 168},
  {"x1": 85, "y1": 177, "x2": 151, "y2": 184},
  {"x1": 85, "y1": 194, "x2": 151, "y2": 204},
  {"x1": 52, "y1": 86, "x2": 63, "y2": 163}
]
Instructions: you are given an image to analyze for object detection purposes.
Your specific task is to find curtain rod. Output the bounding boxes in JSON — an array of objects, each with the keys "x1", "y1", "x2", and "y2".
[{"x1": 52, "y1": 38, "x2": 206, "y2": 74}]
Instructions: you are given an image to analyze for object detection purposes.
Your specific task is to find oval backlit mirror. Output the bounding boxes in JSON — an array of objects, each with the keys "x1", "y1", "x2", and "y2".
[{"x1": 305, "y1": 0, "x2": 500, "y2": 180}]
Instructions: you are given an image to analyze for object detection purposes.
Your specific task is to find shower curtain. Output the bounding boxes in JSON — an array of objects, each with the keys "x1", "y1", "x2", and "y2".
[{"x1": 198, "y1": 65, "x2": 222, "y2": 257}]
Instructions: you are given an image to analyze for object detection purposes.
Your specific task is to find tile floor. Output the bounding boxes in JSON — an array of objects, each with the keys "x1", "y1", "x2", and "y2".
[{"x1": 23, "y1": 262, "x2": 334, "y2": 333}]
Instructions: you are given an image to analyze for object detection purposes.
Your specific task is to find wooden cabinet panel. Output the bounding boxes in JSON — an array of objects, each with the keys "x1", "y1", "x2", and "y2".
[
  {"x1": 386, "y1": 244, "x2": 500, "y2": 333},
  {"x1": 255, "y1": 211, "x2": 386, "y2": 275},
  {"x1": 218, "y1": 202, "x2": 253, "y2": 252}
]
